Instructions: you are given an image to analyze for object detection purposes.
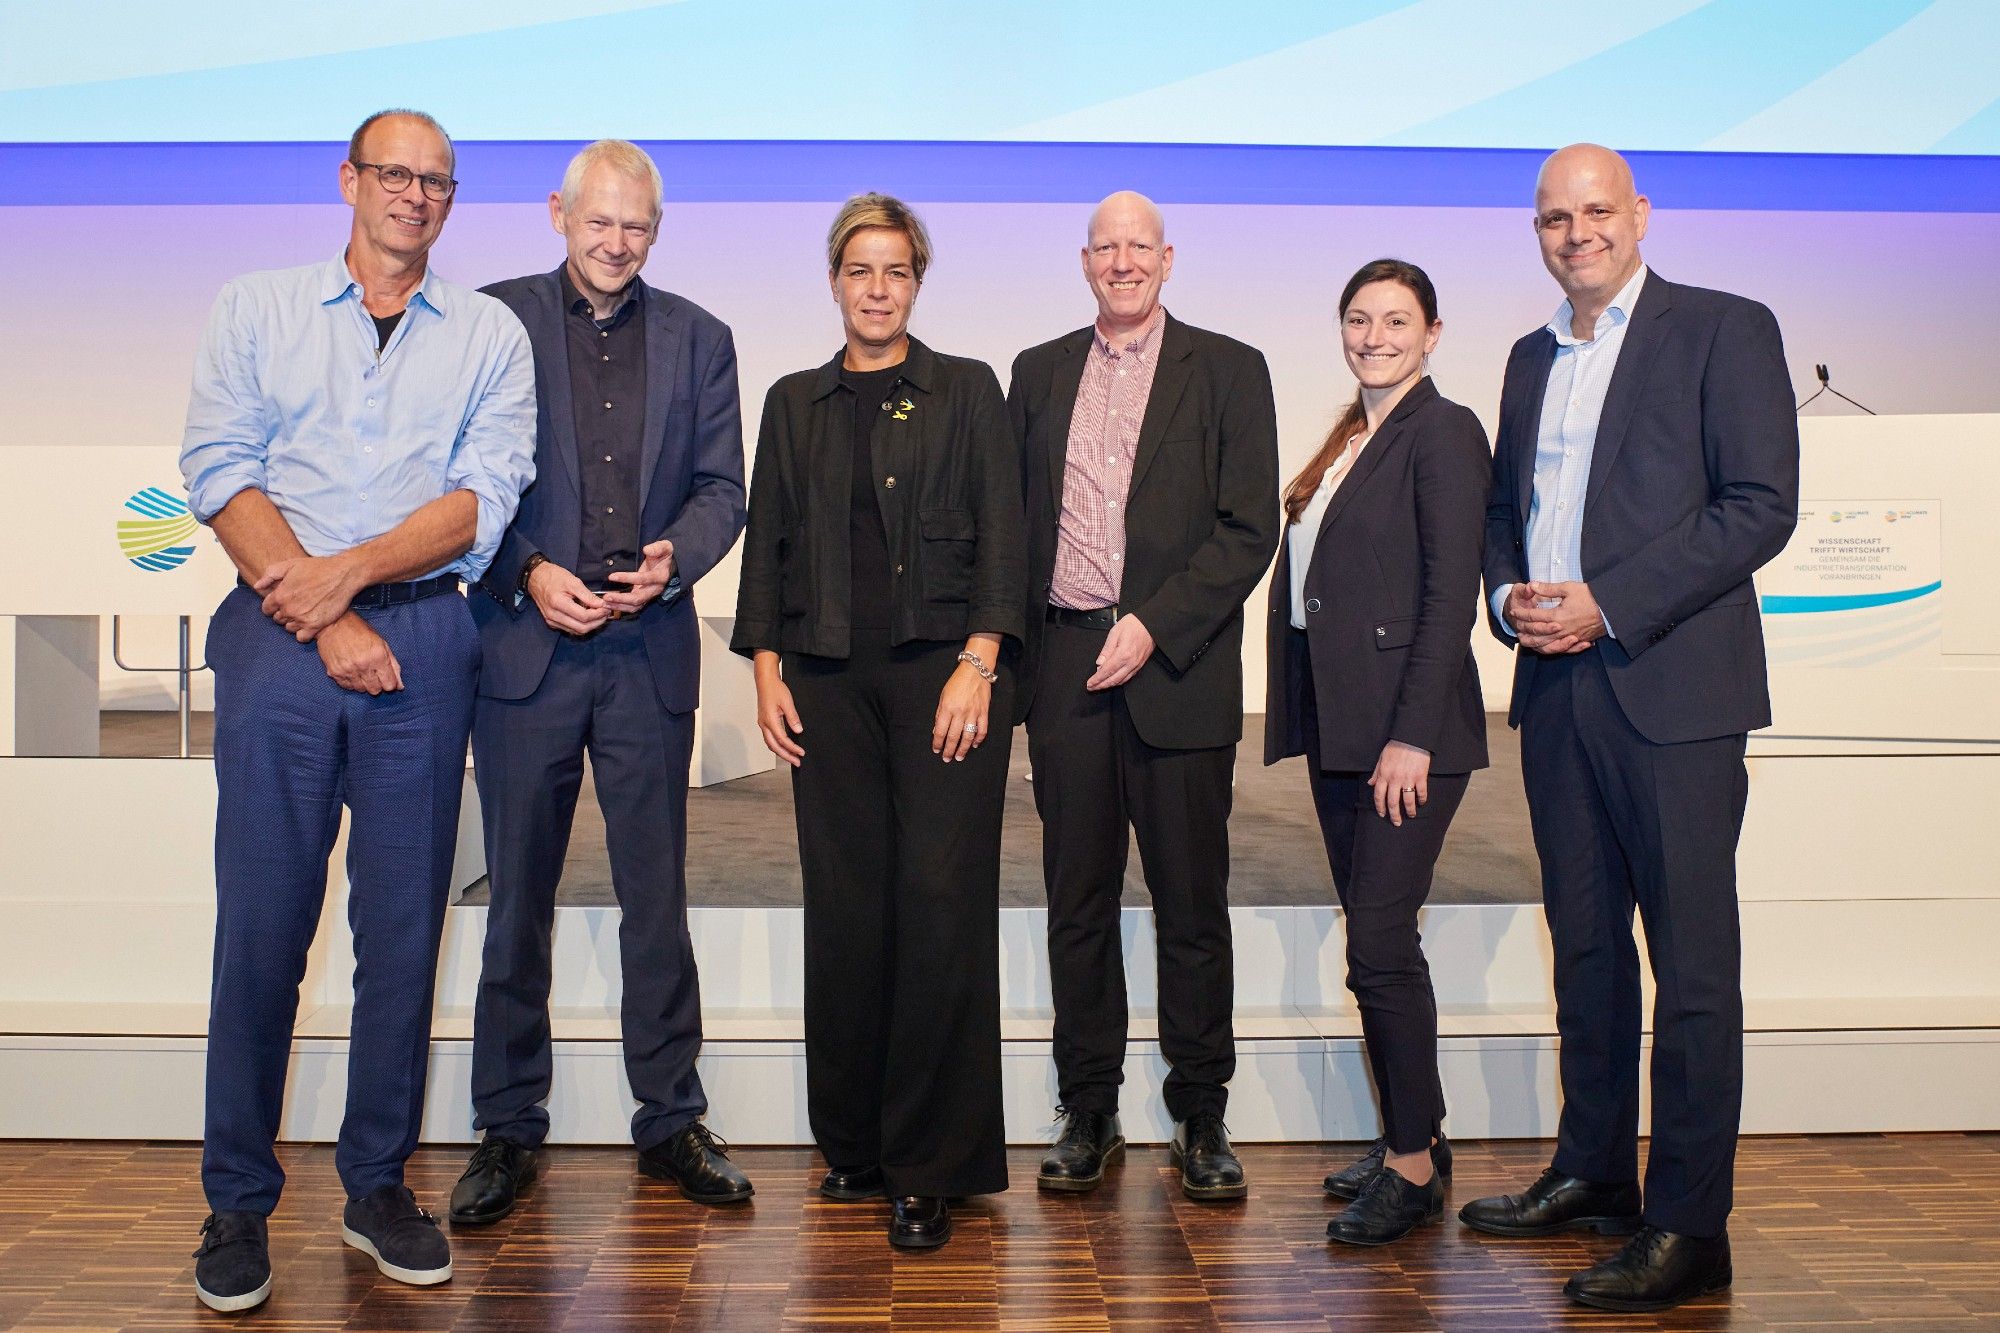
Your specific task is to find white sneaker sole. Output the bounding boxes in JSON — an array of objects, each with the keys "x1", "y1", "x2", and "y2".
[
  {"x1": 340, "y1": 1225, "x2": 453, "y2": 1285},
  {"x1": 195, "y1": 1274, "x2": 272, "y2": 1312}
]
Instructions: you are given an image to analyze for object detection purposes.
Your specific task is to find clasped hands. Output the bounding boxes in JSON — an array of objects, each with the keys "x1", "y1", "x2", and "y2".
[
  {"x1": 252, "y1": 552, "x2": 402, "y2": 697},
  {"x1": 1505, "y1": 580, "x2": 1607, "y2": 655},
  {"x1": 528, "y1": 539, "x2": 677, "y2": 636}
]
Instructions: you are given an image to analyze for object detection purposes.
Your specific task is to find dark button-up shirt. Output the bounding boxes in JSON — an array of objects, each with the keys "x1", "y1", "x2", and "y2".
[{"x1": 563, "y1": 268, "x2": 646, "y2": 585}]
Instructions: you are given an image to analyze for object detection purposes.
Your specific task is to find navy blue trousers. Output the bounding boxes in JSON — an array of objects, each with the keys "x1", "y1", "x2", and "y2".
[
  {"x1": 1520, "y1": 649, "x2": 1747, "y2": 1239},
  {"x1": 202, "y1": 586, "x2": 478, "y2": 1215},
  {"x1": 469, "y1": 616, "x2": 704, "y2": 1151}
]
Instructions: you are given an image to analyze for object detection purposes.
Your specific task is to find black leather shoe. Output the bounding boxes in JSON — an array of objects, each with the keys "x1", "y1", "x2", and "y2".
[
  {"x1": 1323, "y1": 1136, "x2": 1453, "y2": 1200},
  {"x1": 1170, "y1": 1113, "x2": 1247, "y2": 1201},
  {"x1": 1325, "y1": 1166, "x2": 1444, "y2": 1246},
  {"x1": 192, "y1": 1211, "x2": 272, "y2": 1313},
  {"x1": 449, "y1": 1137, "x2": 538, "y2": 1225},
  {"x1": 638, "y1": 1122, "x2": 754, "y2": 1204},
  {"x1": 888, "y1": 1196, "x2": 952, "y2": 1249},
  {"x1": 341, "y1": 1184, "x2": 452, "y2": 1286},
  {"x1": 820, "y1": 1165, "x2": 885, "y2": 1201},
  {"x1": 1458, "y1": 1166, "x2": 1642, "y2": 1237},
  {"x1": 1566, "y1": 1226, "x2": 1732, "y2": 1312},
  {"x1": 1038, "y1": 1109, "x2": 1125, "y2": 1192}
]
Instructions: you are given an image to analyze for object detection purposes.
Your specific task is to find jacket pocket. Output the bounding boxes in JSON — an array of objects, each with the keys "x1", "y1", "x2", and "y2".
[
  {"x1": 777, "y1": 524, "x2": 810, "y2": 618},
  {"x1": 1373, "y1": 616, "x2": 1417, "y2": 650},
  {"x1": 918, "y1": 507, "x2": 976, "y2": 602}
]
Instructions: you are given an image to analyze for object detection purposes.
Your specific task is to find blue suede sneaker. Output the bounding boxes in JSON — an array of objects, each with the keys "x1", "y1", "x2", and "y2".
[
  {"x1": 192, "y1": 1211, "x2": 272, "y2": 1313},
  {"x1": 340, "y1": 1184, "x2": 453, "y2": 1286}
]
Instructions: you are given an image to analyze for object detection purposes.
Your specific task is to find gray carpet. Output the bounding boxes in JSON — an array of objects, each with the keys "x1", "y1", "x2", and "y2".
[{"x1": 100, "y1": 711, "x2": 1541, "y2": 907}]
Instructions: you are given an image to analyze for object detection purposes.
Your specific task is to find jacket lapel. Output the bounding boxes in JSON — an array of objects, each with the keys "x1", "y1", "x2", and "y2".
[
  {"x1": 1314, "y1": 377, "x2": 1435, "y2": 543},
  {"x1": 1514, "y1": 333, "x2": 1554, "y2": 527},
  {"x1": 536, "y1": 269, "x2": 581, "y2": 505},
  {"x1": 1044, "y1": 329, "x2": 1090, "y2": 508},
  {"x1": 1583, "y1": 273, "x2": 1671, "y2": 513},
  {"x1": 1129, "y1": 315, "x2": 1193, "y2": 495},
  {"x1": 638, "y1": 283, "x2": 681, "y2": 510}
]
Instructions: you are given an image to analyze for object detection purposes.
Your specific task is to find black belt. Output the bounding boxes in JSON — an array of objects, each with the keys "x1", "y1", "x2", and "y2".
[
  {"x1": 238, "y1": 573, "x2": 459, "y2": 609},
  {"x1": 1046, "y1": 603, "x2": 1120, "y2": 630}
]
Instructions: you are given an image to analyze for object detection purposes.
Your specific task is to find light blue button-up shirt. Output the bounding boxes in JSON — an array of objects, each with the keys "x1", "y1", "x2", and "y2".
[
  {"x1": 179, "y1": 253, "x2": 537, "y2": 581},
  {"x1": 1493, "y1": 264, "x2": 1648, "y2": 639}
]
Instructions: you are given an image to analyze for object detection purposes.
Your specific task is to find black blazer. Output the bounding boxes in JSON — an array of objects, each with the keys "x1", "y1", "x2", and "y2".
[
  {"x1": 1482, "y1": 272, "x2": 1800, "y2": 745},
  {"x1": 1009, "y1": 314, "x2": 1280, "y2": 750},
  {"x1": 473, "y1": 270, "x2": 746, "y2": 713},
  {"x1": 731, "y1": 337, "x2": 1026, "y2": 659},
  {"x1": 1264, "y1": 377, "x2": 1491, "y2": 775}
]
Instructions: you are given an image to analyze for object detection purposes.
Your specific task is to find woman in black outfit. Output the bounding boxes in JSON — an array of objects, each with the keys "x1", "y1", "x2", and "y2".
[
  {"x1": 731, "y1": 193, "x2": 1025, "y2": 1250},
  {"x1": 1264, "y1": 258, "x2": 1491, "y2": 1245}
]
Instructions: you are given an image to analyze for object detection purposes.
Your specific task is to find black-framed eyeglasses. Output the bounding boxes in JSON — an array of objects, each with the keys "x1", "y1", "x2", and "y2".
[{"x1": 352, "y1": 160, "x2": 457, "y2": 201}]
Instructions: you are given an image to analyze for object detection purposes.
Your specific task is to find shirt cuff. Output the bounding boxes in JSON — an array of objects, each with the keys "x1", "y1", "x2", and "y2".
[{"x1": 1491, "y1": 584, "x2": 1518, "y2": 640}]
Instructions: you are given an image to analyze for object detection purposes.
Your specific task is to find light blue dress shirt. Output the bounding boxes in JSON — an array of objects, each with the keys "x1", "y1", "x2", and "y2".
[
  {"x1": 180, "y1": 253, "x2": 537, "y2": 581},
  {"x1": 1492, "y1": 264, "x2": 1649, "y2": 639}
]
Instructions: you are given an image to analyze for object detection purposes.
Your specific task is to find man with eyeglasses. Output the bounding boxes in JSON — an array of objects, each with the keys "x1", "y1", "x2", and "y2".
[{"x1": 178, "y1": 108, "x2": 535, "y2": 1313}]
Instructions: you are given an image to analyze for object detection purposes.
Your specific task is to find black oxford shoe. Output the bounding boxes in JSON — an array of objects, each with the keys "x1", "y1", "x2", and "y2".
[
  {"x1": 638, "y1": 1122, "x2": 754, "y2": 1204},
  {"x1": 449, "y1": 1137, "x2": 538, "y2": 1225},
  {"x1": 820, "y1": 1165, "x2": 885, "y2": 1201},
  {"x1": 1458, "y1": 1166, "x2": 1642, "y2": 1237},
  {"x1": 1038, "y1": 1109, "x2": 1125, "y2": 1192},
  {"x1": 1566, "y1": 1226, "x2": 1732, "y2": 1312},
  {"x1": 1171, "y1": 1113, "x2": 1247, "y2": 1201},
  {"x1": 1325, "y1": 1166, "x2": 1444, "y2": 1246},
  {"x1": 1323, "y1": 1135, "x2": 1454, "y2": 1201},
  {"x1": 888, "y1": 1195, "x2": 952, "y2": 1249}
]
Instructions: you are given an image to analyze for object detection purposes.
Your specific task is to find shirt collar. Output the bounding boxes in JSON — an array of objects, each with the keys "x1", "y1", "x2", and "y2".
[
  {"x1": 560, "y1": 265, "x2": 645, "y2": 326},
  {"x1": 1547, "y1": 264, "x2": 1647, "y2": 348},
  {"x1": 812, "y1": 335, "x2": 937, "y2": 401},
  {"x1": 1094, "y1": 305, "x2": 1166, "y2": 361},
  {"x1": 320, "y1": 251, "x2": 446, "y2": 318}
]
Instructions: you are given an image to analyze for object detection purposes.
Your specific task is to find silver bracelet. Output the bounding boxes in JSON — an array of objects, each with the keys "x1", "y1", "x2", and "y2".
[{"x1": 956, "y1": 649, "x2": 998, "y2": 683}]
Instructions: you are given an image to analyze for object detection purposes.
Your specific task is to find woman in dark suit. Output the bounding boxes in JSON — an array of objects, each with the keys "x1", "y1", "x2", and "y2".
[
  {"x1": 1264, "y1": 258, "x2": 1491, "y2": 1245},
  {"x1": 731, "y1": 193, "x2": 1025, "y2": 1250}
]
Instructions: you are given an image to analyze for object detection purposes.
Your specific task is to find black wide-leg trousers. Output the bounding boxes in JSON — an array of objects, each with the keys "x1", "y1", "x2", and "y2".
[
  {"x1": 785, "y1": 638, "x2": 1012, "y2": 1199},
  {"x1": 1298, "y1": 655, "x2": 1466, "y2": 1155},
  {"x1": 1027, "y1": 618, "x2": 1238, "y2": 1122},
  {"x1": 1519, "y1": 649, "x2": 1747, "y2": 1239}
]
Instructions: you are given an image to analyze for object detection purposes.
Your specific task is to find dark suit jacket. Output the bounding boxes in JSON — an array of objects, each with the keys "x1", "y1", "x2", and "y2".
[
  {"x1": 1010, "y1": 313, "x2": 1280, "y2": 751},
  {"x1": 1482, "y1": 271, "x2": 1799, "y2": 745},
  {"x1": 1264, "y1": 377, "x2": 1491, "y2": 775},
  {"x1": 473, "y1": 269, "x2": 746, "y2": 714}
]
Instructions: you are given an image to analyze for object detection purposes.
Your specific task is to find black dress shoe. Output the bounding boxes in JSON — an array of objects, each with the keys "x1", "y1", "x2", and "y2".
[
  {"x1": 888, "y1": 1196, "x2": 952, "y2": 1249},
  {"x1": 1325, "y1": 1166, "x2": 1444, "y2": 1246},
  {"x1": 1566, "y1": 1226, "x2": 1731, "y2": 1312},
  {"x1": 1458, "y1": 1166, "x2": 1642, "y2": 1237},
  {"x1": 638, "y1": 1122, "x2": 754, "y2": 1204},
  {"x1": 449, "y1": 1137, "x2": 538, "y2": 1225},
  {"x1": 193, "y1": 1211, "x2": 272, "y2": 1313},
  {"x1": 1323, "y1": 1136, "x2": 1454, "y2": 1200},
  {"x1": 1038, "y1": 1109, "x2": 1125, "y2": 1192},
  {"x1": 820, "y1": 1165, "x2": 885, "y2": 1201},
  {"x1": 1170, "y1": 1113, "x2": 1247, "y2": 1201}
]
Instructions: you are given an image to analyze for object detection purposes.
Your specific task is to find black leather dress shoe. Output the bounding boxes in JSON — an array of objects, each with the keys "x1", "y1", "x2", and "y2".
[
  {"x1": 820, "y1": 1165, "x2": 885, "y2": 1201},
  {"x1": 1325, "y1": 1166, "x2": 1444, "y2": 1246},
  {"x1": 1458, "y1": 1166, "x2": 1642, "y2": 1237},
  {"x1": 889, "y1": 1196, "x2": 952, "y2": 1249},
  {"x1": 638, "y1": 1122, "x2": 753, "y2": 1204},
  {"x1": 1566, "y1": 1226, "x2": 1731, "y2": 1312},
  {"x1": 1038, "y1": 1109, "x2": 1125, "y2": 1192},
  {"x1": 1323, "y1": 1136, "x2": 1453, "y2": 1200},
  {"x1": 1170, "y1": 1113, "x2": 1247, "y2": 1201},
  {"x1": 449, "y1": 1137, "x2": 538, "y2": 1225}
]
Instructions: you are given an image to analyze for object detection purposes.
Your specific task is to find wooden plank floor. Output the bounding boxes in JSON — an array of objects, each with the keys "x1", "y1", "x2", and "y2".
[{"x1": 0, "y1": 1135, "x2": 1995, "y2": 1330}]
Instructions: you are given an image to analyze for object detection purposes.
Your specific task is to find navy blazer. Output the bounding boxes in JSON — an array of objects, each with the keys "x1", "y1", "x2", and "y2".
[
  {"x1": 1482, "y1": 272, "x2": 1799, "y2": 745},
  {"x1": 473, "y1": 269, "x2": 747, "y2": 713},
  {"x1": 1265, "y1": 377, "x2": 1491, "y2": 775}
]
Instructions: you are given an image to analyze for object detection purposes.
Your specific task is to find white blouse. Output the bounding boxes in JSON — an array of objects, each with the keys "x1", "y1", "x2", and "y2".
[{"x1": 1287, "y1": 432, "x2": 1371, "y2": 630}]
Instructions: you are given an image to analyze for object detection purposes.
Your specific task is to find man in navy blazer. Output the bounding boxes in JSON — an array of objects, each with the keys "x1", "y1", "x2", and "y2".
[
  {"x1": 450, "y1": 141, "x2": 749, "y2": 1221},
  {"x1": 1463, "y1": 145, "x2": 1798, "y2": 1313}
]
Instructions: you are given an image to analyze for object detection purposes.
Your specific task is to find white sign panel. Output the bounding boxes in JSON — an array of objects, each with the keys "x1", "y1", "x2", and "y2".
[{"x1": 1761, "y1": 499, "x2": 1942, "y2": 668}]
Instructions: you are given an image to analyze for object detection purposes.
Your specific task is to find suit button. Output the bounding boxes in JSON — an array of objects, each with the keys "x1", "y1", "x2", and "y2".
[
  {"x1": 1375, "y1": 626, "x2": 1386, "y2": 636},
  {"x1": 884, "y1": 476, "x2": 896, "y2": 488},
  {"x1": 1305, "y1": 598, "x2": 1321, "y2": 613},
  {"x1": 894, "y1": 563, "x2": 904, "y2": 575}
]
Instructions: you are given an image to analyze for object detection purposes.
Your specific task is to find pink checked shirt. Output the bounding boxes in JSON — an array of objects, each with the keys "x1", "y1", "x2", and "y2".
[{"x1": 1050, "y1": 307, "x2": 1166, "y2": 609}]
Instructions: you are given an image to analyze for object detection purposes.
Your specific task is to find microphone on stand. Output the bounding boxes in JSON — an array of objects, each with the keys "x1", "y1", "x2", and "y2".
[{"x1": 1796, "y1": 363, "x2": 1877, "y2": 415}]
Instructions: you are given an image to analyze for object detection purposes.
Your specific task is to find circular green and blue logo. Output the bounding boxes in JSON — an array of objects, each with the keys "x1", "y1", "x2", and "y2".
[{"x1": 117, "y1": 486, "x2": 199, "y2": 571}]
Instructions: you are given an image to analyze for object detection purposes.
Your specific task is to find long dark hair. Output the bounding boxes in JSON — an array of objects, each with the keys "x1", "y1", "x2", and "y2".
[{"x1": 1284, "y1": 258, "x2": 1440, "y2": 525}]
